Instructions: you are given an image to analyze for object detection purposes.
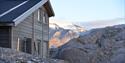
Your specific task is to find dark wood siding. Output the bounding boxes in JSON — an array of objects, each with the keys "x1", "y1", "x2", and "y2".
[
  {"x1": 0, "y1": 26, "x2": 11, "y2": 48},
  {"x1": 21, "y1": 38, "x2": 32, "y2": 54}
]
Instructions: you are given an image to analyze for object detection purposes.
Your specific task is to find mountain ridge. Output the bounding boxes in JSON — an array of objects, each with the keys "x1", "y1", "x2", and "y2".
[{"x1": 49, "y1": 23, "x2": 85, "y2": 48}]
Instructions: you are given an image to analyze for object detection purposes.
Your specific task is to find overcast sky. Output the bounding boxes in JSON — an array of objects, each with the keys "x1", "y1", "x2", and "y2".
[{"x1": 50, "y1": 0, "x2": 125, "y2": 22}]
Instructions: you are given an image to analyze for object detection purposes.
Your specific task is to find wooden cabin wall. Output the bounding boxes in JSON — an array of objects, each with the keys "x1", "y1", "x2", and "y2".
[
  {"x1": 42, "y1": 9, "x2": 49, "y2": 58},
  {"x1": 33, "y1": 8, "x2": 43, "y2": 56},
  {"x1": 0, "y1": 26, "x2": 11, "y2": 48},
  {"x1": 11, "y1": 14, "x2": 33, "y2": 52},
  {"x1": 11, "y1": 7, "x2": 49, "y2": 58}
]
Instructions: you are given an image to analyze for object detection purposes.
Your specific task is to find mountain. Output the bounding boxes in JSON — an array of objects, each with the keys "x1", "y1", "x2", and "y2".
[
  {"x1": 49, "y1": 23, "x2": 86, "y2": 48},
  {"x1": 52, "y1": 24, "x2": 125, "y2": 63}
]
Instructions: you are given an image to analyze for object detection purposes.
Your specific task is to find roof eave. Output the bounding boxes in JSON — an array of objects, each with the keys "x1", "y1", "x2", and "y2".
[
  {"x1": 0, "y1": 22, "x2": 14, "y2": 26},
  {"x1": 13, "y1": 0, "x2": 48, "y2": 26},
  {"x1": 44, "y1": 0, "x2": 55, "y2": 17}
]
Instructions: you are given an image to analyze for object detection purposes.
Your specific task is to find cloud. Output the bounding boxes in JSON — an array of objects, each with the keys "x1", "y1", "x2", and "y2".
[
  {"x1": 50, "y1": 18, "x2": 125, "y2": 30},
  {"x1": 82, "y1": 18, "x2": 125, "y2": 29}
]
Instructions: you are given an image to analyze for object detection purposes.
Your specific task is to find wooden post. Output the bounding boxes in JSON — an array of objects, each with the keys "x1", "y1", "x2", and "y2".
[
  {"x1": 32, "y1": 13, "x2": 35, "y2": 54},
  {"x1": 17, "y1": 38, "x2": 20, "y2": 51}
]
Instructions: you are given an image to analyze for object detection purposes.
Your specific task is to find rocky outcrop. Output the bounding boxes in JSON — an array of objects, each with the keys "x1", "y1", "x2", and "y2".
[
  {"x1": 0, "y1": 47, "x2": 68, "y2": 63},
  {"x1": 54, "y1": 24, "x2": 125, "y2": 63}
]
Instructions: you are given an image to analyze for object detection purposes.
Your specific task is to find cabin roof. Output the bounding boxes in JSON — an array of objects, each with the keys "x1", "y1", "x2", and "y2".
[{"x1": 0, "y1": 0, "x2": 54, "y2": 26}]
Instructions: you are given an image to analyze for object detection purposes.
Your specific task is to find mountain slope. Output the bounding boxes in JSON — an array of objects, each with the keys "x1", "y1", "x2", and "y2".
[
  {"x1": 49, "y1": 23, "x2": 85, "y2": 48},
  {"x1": 54, "y1": 24, "x2": 125, "y2": 63}
]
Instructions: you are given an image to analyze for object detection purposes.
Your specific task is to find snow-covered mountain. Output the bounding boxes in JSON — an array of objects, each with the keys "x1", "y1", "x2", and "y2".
[
  {"x1": 49, "y1": 18, "x2": 125, "y2": 48},
  {"x1": 49, "y1": 23, "x2": 86, "y2": 48}
]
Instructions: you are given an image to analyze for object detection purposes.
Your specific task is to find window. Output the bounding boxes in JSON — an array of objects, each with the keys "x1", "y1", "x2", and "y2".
[
  {"x1": 36, "y1": 39, "x2": 41, "y2": 55},
  {"x1": 37, "y1": 9, "x2": 40, "y2": 21},
  {"x1": 43, "y1": 12, "x2": 47, "y2": 24},
  {"x1": 21, "y1": 38, "x2": 32, "y2": 54}
]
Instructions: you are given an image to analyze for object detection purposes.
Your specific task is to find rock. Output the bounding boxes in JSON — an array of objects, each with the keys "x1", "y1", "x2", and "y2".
[
  {"x1": 113, "y1": 41, "x2": 125, "y2": 49},
  {"x1": 58, "y1": 48, "x2": 89, "y2": 63},
  {"x1": 83, "y1": 44, "x2": 98, "y2": 50},
  {"x1": 78, "y1": 29, "x2": 104, "y2": 44},
  {"x1": 113, "y1": 48, "x2": 125, "y2": 55},
  {"x1": 0, "y1": 47, "x2": 68, "y2": 63},
  {"x1": 111, "y1": 54, "x2": 125, "y2": 63},
  {"x1": 50, "y1": 48, "x2": 59, "y2": 58}
]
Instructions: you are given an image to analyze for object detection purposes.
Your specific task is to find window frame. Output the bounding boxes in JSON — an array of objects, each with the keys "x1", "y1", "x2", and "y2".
[
  {"x1": 37, "y1": 9, "x2": 40, "y2": 22},
  {"x1": 42, "y1": 11, "x2": 47, "y2": 24}
]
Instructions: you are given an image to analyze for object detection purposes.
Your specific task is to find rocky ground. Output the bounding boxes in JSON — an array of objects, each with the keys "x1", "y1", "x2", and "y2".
[
  {"x1": 50, "y1": 24, "x2": 125, "y2": 63},
  {"x1": 0, "y1": 47, "x2": 68, "y2": 63}
]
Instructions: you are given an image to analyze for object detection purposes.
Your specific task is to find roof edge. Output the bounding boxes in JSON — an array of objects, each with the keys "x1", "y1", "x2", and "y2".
[
  {"x1": 0, "y1": 22, "x2": 14, "y2": 26},
  {"x1": 13, "y1": 0, "x2": 48, "y2": 26},
  {"x1": 44, "y1": 0, "x2": 55, "y2": 17}
]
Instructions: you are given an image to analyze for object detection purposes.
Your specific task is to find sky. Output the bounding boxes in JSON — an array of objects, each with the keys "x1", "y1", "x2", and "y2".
[
  {"x1": 49, "y1": 0, "x2": 125, "y2": 29},
  {"x1": 50, "y1": 0, "x2": 125, "y2": 22}
]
